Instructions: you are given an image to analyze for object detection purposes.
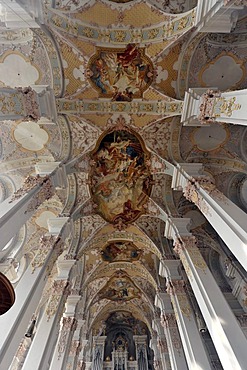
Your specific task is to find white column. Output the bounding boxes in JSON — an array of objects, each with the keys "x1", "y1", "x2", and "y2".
[
  {"x1": 155, "y1": 289, "x2": 188, "y2": 370},
  {"x1": 0, "y1": 163, "x2": 67, "y2": 251},
  {"x1": 65, "y1": 318, "x2": 85, "y2": 370},
  {"x1": 181, "y1": 88, "x2": 210, "y2": 126},
  {"x1": 151, "y1": 318, "x2": 172, "y2": 370},
  {"x1": 21, "y1": 279, "x2": 71, "y2": 370},
  {"x1": 133, "y1": 335, "x2": 149, "y2": 370},
  {"x1": 195, "y1": 0, "x2": 243, "y2": 33},
  {"x1": 0, "y1": 0, "x2": 39, "y2": 28},
  {"x1": 182, "y1": 88, "x2": 247, "y2": 126},
  {"x1": 158, "y1": 260, "x2": 211, "y2": 370},
  {"x1": 21, "y1": 247, "x2": 76, "y2": 370},
  {"x1": 0, "y1": 233, "x2": 66, "y2": 369},
  {"x1": 15, "y1": 0, "x2": 45, "y2": 24},
  {"x1": 92, "y1": 336, "x2": 107, "y2": 369},
  {"x1": 167, "y1": 280, "x2": 212, "y2": 370},
  {"x1": 172, "y1": 163, "x2": 247, "y2": 272},
  {"x1": 166, "y1": 217, "x2": 247, "y2": 370},
  {"x1": 49, "y1": 294, "x2": 81, "y2": 370}
]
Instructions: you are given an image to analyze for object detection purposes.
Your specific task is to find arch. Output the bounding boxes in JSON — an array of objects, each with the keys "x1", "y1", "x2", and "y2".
[{"x1": 0, "y1": 273, "x2": 15, "y2": 315}]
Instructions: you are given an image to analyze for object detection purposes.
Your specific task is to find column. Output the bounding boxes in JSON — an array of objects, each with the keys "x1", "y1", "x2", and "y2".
[
  {"x1": 0, "y1": 0, "x2": 39, "y2": 28},
  {"x1": 49, "y1": 293, "x2": 81, "y2": 370},
  {"x1": 158, "y1": 259, "x2": 211, "y2": 370},
  {"x1": 195, "y1": 0, "x2": 243, "y2": 33},
  {"x1": 182, "y1": 88, "x2": 247, "y2": 126},
  {"x1": 155, "y1": 289, "x2": 188, "y2": 370},
  {"x1": 166, "y1": 218, "x2": 247, "y2": 370},
  {"x1": 0, "y1": 228, "x2": 69, "y2": 369},
  {"x1": 8, "y1": 336, "x2": 32, "y2": 370},
  {"x1": 75, "y1": 320, "x2": 89, "y2": 370},
  {"x1": 65, "y1": 318, "x2": 85, "y2": 370},
  {"x1": 22, "y1": 256, "x2": 76, "y2": 370},
  {"x1": 0, "y1": 163, "x2": 66, "y2": 251},
  {"x1": 15, "y1": 0, "x2": 45, "y2": 24},
  {"x1": 133, "y1": 336, "x2": 149, "y2": 370},
  {"x1": 172, "y1": 163, "x2": 247, "y2": 271},
  {"x1": 167, "y1": 279, "x2": 211, "y2": 370},
  {"x1": 151, "y1": 318, "x2": 172, "y2": 370},
  {"x1": 92, "y1": 336, "x2": 107, "y2": 370}
]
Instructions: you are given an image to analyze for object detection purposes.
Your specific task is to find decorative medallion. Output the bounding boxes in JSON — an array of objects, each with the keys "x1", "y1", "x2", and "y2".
[
  {"x1": 87, "y1": 44, "x2": 154, "y2": 101},
  {"x1": 90, "y1": 128, "x2": 153, "y2": 225},
  {"x1": 101, "y1": 241, "x2": 142, "y2": 262},
  {"x1": 98, "y1": 271, "x2": 141, "y2": 302}
]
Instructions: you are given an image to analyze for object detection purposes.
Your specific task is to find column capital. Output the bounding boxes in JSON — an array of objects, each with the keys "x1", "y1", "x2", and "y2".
[
  {"x1": 159, "y1": 259, "x2": 181, "y2": 280},
  {"x1": 56, "y1": 259, "x2": 75, "y2": 279},
  {"x1": 155, "y1": 292, "x2": 173, "y2": 312},
  {"x1": 165, "y1": 217, "x2": 191, "y2": 239},
  {"x1": 35, "y1": 162, "x2": 61, "y2": 176},
  {"x1": 198, "y1": 89, "x2": 221, "y2": 124}
]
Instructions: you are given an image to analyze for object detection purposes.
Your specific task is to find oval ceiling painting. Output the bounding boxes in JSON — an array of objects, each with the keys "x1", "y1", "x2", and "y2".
[
  {"x1": 101, "y1": 241, "x2": 142, "y2": 262},
  {"x1": 88, "y1": 44, "x2": 154, "y2": 101},
  {"x1": 90, "y1": 128, "x2": 152, "y2": 226}
]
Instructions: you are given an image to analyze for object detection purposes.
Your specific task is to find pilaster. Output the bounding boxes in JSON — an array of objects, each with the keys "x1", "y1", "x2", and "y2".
[
  {"x1": 22, "y1": 256, "x2": 76, "y2": 370},
  {"x1": 166, "y1": 279, "x2": 211, "y2": 370},
  {"x1": 173, "y1": 233, "x2": 247, "y2": 370}
]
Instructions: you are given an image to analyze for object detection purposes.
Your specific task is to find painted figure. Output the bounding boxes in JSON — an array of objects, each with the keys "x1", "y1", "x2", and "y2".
[
  {"x1": 90, "y1": 129, "x2": 152, "y2": 224},
  {"x1": 88, "y1": 44, "x2": 153, "y2": 100}
]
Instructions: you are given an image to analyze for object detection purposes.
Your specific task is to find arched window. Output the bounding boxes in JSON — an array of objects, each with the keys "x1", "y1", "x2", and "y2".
[{"x1": 0, "y1": 272, "x2": 15, "y2": 315}]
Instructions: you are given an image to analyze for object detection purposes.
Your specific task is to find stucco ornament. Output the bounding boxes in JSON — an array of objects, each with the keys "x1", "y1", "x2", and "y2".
[
  {"x1": 58, "y1": 317, "x2": 77, "y2": 358},
  {"x1": 17, "y1": 86, "x2": 41, "y2": 121},
  {"x1": 9, "y1": 175, "x2": 54, "y2": 213},
  {"x1": 31, "y1": 235, "x2": 63, "y2": 273}
]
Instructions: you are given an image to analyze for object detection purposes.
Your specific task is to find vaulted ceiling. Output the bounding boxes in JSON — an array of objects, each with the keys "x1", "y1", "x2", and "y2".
[{"x1": 1, "y1": 0, "x2": 247, "y2": 340}]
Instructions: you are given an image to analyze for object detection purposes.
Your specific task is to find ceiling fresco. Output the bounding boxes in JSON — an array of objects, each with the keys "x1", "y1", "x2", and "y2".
[
  {"x1": 88, "y1": 44, "x2": 154, "y2": 101},
  {"x1": 101, "y1": 241, "x2": 142, "y2": 262},
  {"x1": 90, "y1": 128, "x2": 153, "y2": 226},
  {"x1": 98, "y1": 270, "x2": 141, "y2": 302}
]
